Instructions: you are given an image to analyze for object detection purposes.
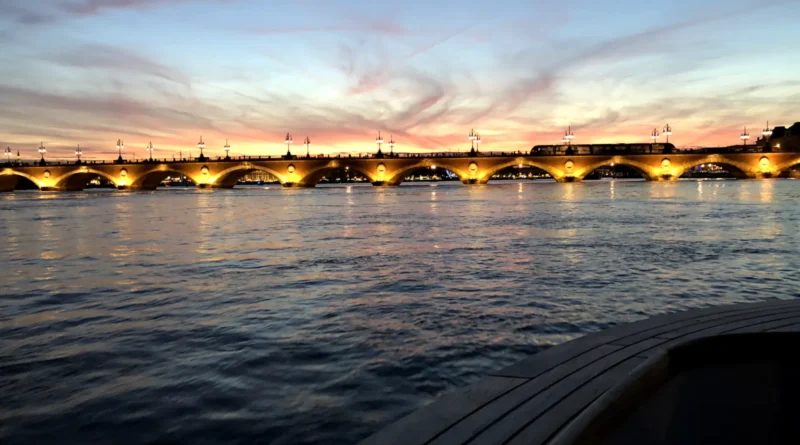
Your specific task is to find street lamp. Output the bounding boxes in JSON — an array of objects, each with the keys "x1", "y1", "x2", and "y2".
[
  {"x1": 389, "y1": 135, "x2": 395, "y2": 156},
  {"x1": 304, "y1": 137, "x2": 311, "y2": 158},
  {"x1": 762, "y1": 121, "x2": 772, "y2": 138},
  {"x1": 375, "y1": 131, "x2": 384, "y2": 155},
  {"x1": 75, "y1": 144, "x2": 82, "y2": 164},
  {"x1": 285, "y1": 133, "x2": 293, "y2": 156},
  {"x1": 146, "y1": 141, "x2": 154, "y2": 161},
  {"x1": 469, "y1": 128, "x2": 477, "y2": 150},
  {"x1": 663, "y1": 124, "x2": 672, "y2": 144},
  {"x1": 116, "y1": 139, "x2": 124, "y2": 163},
  {"x1": 224, "y1": 139, "x2": 231, "y2": 160},
  {"x1": 39, "y1": 142, "x2": 47, "y2": 166},
  {"x1": 740, "y1": 126, "x2": 750, "y2": 147},
  {"x1": 475, "y1": 133, "x2": 481, "y2": 152},
  {"x1": 565, "y1": 126, "x2": 575, "y2": 145},
  {"x1": 651, "y1": 128, "x2": 660, "y2": 143},
  {"x1": 197, "y1": 136, "x2": 206, "y2": 160},
  {"x1": 4, "y1": 146, "x2": 11, "y2": 164}
]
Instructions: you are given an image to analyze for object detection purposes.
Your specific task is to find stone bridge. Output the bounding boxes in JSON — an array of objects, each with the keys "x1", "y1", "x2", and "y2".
[{"x1": 2, "y1": 152, "x2": 799, "y2": 191}]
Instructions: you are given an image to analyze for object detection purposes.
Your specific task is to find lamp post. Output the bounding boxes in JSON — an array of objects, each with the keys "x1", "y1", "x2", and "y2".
[
  {"x1": 663, "y1": 124, "x2": 672, "y2": 144},
  {"x1": 469, "y1": 128, "x2": 477, "y2": 150},
  {"x1": 475, "y1": 133, "x2": 481, "y2": 152},
  {"x1": 4, "y1": 146, "x2": 11, "y2": 164},
  {"x1": 197, "y1": 136, "x2": 206, "y2": 161},
  {"x1": 38, "y1": 142, "x2": 47, "y2": 166},
  {"x1": 565, "y1": 126, "x2": 575, "y2": 145},
  {"x1": 224, "y1": 139, "x2": 231, "y2": 160},
  {"x1": 651, "y1": 128, "x2": 660, "y2": 143},
  {"x1": 762, "y1": 121, "x2": 772, "y2": 139},
  {"x1": 116, "y1": 139, "x2": 124, "y2": 163},
  {"x1": 285, "y1": 133, "x2": 293, "y2": 156},
  {"x1": 389, "y1": 135, "x2": 395, "y2": 156},
  {"x1": 376, "y1": 131, "x2": 384, "y2": 153},
  {"x1": 75, "y1": 145, "x2": 82, "y2": 164},
  {"x1": 304, "y1": 137, "x2": 311, "y2": 158},
  {"x1": 740, "y1": 126, "x2": 750, "y2": 147},
  {"x1": 146, "y1": 141, "x2": 154, "y2": 161}
]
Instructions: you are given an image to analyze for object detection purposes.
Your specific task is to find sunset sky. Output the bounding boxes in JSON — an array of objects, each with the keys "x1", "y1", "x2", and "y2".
[{"x1": 0, "y1": 0, "x2": 798, "y2": 160}]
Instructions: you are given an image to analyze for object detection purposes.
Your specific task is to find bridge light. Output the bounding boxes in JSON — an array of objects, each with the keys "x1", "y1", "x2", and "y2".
[
  {"x1": 762, "y1": 121, "x2": 772, "y2": 137},
  {"x1": 197, "y1": 136, "x2": 206, "y2": 160},
  {"x1": 375, "y1": 131, "x2": 384, "y2": 154},
  {"x1": 663, "y1": 124, "x2": 672, "y2": 144},
  {"x1": 116, "y1": 139, "x2": 124, "y2": 163},
  {"x1": 304, "y1": 136, "x2": 311, "y2": 158},
  {"x1": 650, "y1": 128, "x2": 660, "y2": 143},
  {"x1": 75, "y1": 144, "x2": 82, "y2": 163},
  {"x1": 388, "y1": 135, "x2": 395, "y2": 156},
  {"x1": 224, "y1": 139, "x2": 231, "y2": 160},
  {"x1": 4, "y1": 146, "x2": 12, "y2": 164},
  {"x1": 740, "y1": 126, "x2": 750, "y2": 146},
  {"x1": 565, "y1": 126, "x2": 575, "y2": 143},
  {"x1": 469, "y1": 128, "x2": 477, "y2": 150},
  {"x1": 475, "y1": 133, "x2": 481, "y2": 152},
  {"x1": 146, "y1": 141, "x2": 154, "y2": 161},
  {"x1": 38, "y1": 142, "x2": 47, "y2": 165}
]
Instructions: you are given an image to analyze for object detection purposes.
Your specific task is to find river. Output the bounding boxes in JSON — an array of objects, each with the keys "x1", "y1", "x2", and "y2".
[{"x1": 1, "y1": 179, "x2": 799, "y2": 444}]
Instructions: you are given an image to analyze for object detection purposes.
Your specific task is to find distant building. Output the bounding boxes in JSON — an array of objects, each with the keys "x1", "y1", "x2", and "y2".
[{"x1": 756, "y1": 122, "x2": 800, "y2": 152}]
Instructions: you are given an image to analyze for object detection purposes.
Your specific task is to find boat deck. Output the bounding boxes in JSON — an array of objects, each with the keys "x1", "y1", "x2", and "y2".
[{"x1": 358, "y1": 299, "x2": 800, "y2": 445}]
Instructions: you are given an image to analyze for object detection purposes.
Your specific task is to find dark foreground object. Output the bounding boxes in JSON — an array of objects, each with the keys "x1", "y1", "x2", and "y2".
[{"x1": 359, "y1": 299, "x2": 800, "y2": 445}]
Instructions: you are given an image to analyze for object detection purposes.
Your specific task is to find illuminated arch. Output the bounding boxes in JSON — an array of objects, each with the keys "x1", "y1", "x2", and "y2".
[
  {"x1": 773, "y1": 155, "x2": 800, "y2": 176},
  {"x1": 210, "y1": 164, "x2": 285, "y2": 188},
  {"x1": 52, "y1": 168, "x2": 120, "y2": 191},
  {"x1": 383, "y1": 161, "x2": 471, "y2": 185},
  {"x1": 297, "y1": 162, "x2": 377, "y2": 186},
  {"x1": 130, "y1": 166, "x2": 200, "y2": 190},
  {"x1": 0, "y1": 169, "x2": 46, "y2": 190},
  {"x1": 479, "y1": 159, "x2": 562, "y2": 183},
  {"x1": 574, "y1": 158, "x2": 658, "y2": 181},
  {"x1": 676, "y1": 158, "x2": 751, "y2": 179}
]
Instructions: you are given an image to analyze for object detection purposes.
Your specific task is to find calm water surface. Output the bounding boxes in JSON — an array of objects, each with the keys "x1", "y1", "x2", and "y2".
[{"x1": 2, "y1": 179, "x2": 799, "y2": 444}]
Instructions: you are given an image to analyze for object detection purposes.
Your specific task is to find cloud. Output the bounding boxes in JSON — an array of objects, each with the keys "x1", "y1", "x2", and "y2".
[{"x1": 48, "y1": 44, "x2": 191, "y2": 86}]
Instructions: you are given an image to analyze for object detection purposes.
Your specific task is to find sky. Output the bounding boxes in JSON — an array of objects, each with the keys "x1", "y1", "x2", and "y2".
[{"x1": 0, "y1": 0, "x2": 799, "y2": 161}]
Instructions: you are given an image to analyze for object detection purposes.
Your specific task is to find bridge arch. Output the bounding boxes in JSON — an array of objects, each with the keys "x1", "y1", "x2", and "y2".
[
  {"x1": 297, "y1": 163, "x2": 377, "y2": 186},
  {"x1": 52, "y1": 168, "x2": 120, "y2": 191},
  {"x1": 480, "y1": 159, "x2": 562, "y2": 183},
  {"x1": 574, "y1": 158, "x2": 659, "y2": 181},
  {"x1": 675, "y1": 157, "x2": 753, "y2": 180},
  {"x1": 384, "y1": 161, "x2": 471, "y2": 185},
  {"x1": 773, "y1": 155, "x2": 800, "y2": 177},
  {"x1": 210, "y1": 164, "x2": 286, "y2": 188},
  {"x1": 130, "y1": 166, "x2": 200, "y2": 190},
  {"x1": 0, "y1": 170, "x2": 46, "y2": 191}
]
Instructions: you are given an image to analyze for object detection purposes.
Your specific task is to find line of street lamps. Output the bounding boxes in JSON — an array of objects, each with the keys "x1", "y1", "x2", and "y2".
[{"x1": 6, "y1": 121, "x2": 781, "y2": 165}]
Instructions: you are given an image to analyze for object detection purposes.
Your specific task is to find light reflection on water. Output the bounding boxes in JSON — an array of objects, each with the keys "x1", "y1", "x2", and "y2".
[{"x1": 1, "y1": 179, "x2": 799, "y2": 445}]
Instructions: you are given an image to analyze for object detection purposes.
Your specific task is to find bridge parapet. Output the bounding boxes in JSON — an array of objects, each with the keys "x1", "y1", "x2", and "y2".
[{"x1": 2, "y1": 152, "x2": 799, "y2": 192}]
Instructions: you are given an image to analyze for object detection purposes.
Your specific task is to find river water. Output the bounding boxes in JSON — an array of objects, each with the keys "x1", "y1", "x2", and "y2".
[{"x1": 1, "y1": 179, "x2": 799, "y2": 444}]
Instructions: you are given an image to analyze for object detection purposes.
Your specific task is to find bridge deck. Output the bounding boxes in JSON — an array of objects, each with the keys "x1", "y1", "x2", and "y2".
[{"x1": 358, "y1": 299, "x2": 800, "y2": 445}]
